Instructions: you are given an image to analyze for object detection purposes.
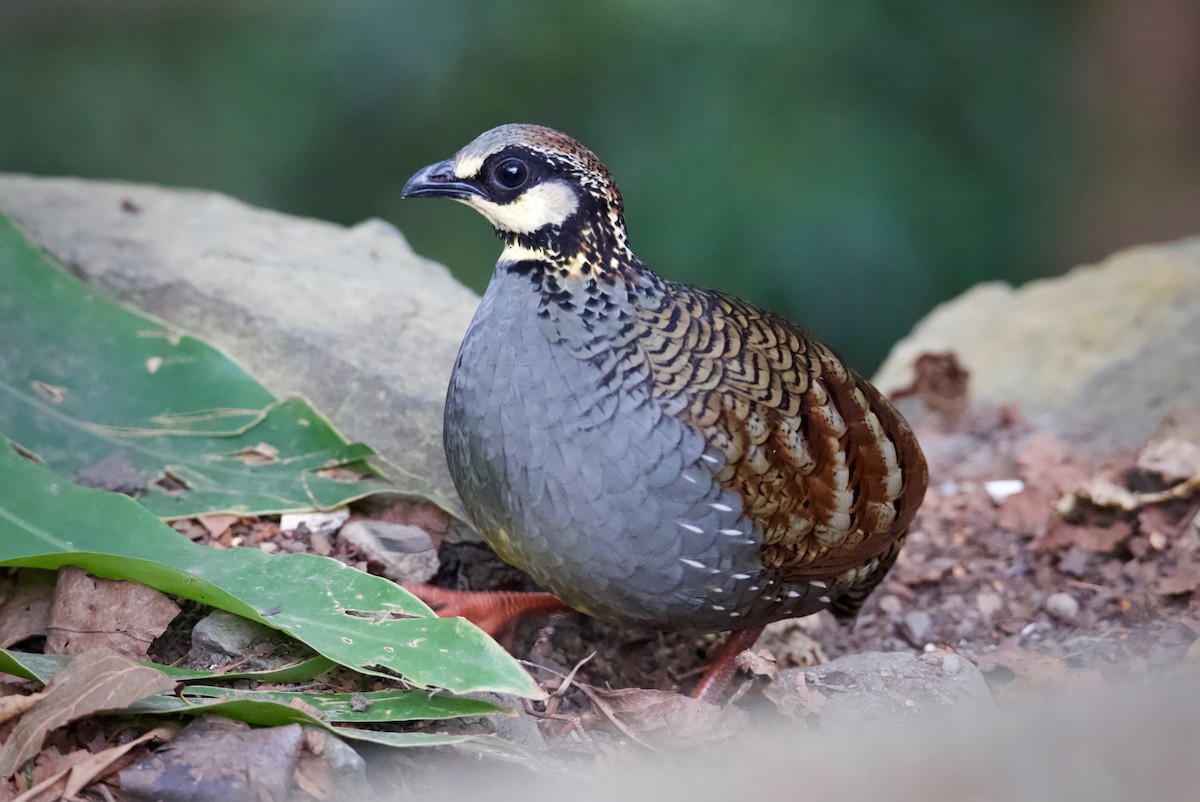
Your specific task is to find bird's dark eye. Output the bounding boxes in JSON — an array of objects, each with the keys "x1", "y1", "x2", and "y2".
[{"x1": 492, "y1": 158, "x2": 529, "y2": 190}]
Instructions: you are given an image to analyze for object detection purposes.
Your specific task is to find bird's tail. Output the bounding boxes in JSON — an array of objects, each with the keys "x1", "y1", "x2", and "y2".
[{"x1": 830, "y1": 534, "x2": 906, "y2": 627}]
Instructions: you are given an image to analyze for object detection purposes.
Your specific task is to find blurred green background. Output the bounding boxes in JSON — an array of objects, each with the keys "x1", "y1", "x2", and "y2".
[{"x1": 2, "y1": 0, "x2": 1198, "y2": 370}]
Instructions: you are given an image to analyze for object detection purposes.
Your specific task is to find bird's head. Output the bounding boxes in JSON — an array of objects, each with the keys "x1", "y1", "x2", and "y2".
[{"x1": 403, "y1": 124, "x2": 633, "y2": 269}]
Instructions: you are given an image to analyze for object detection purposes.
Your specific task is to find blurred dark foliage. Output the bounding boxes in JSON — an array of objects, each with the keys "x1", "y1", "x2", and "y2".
[{"x1": 2, "y1": 1, "x2": 1194, "y2": 369}]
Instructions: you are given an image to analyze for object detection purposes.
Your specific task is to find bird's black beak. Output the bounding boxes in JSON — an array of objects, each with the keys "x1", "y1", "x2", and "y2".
[{"x1": 401, "y1": 159, "x2": 487, "y2": 200}]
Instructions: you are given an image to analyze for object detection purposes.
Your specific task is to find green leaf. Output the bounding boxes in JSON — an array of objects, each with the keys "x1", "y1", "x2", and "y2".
[
  {"x1": 0, "y1": 648, "x2": 336, "y2": 686},
  {"x1": 0, "y1": 649, "x2": 497, "y2": 754},
  {"x1": 0, "y1": 445, "x2": 543, "y2": 699},
  {"x1": 131, "y1": 686, "x2": 504, "y2": 722},
  {"x1": 0, "y1": 649, "x2": 505, "y2": 723},
  {"x1": 0, "y1": 213, "x2": 397, "y2": 518}
]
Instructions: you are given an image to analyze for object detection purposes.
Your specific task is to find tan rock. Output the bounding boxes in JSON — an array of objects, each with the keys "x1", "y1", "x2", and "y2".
[
  {"x1": 0, "y1": 174, "x2": 479, "y2": 515},
  {"x1": 874, "y1": 237, "x2": 1200, "y2": 448}
]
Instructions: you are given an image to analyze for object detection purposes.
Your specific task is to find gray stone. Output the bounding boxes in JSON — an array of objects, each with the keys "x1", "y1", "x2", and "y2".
[
  {"x1": 901, "y1": 610, "x2": 934, "y2": 646},
  {"x1": 1044, "y1": 592, "x2": 1081, "y2": 622},
  {"x1": 874, "y1": 237, "x2": 1200, "y2": 449},
  {"x1": 766, "y1": 650, "x2": 994, "y2": 731},
  {"x1": 298, "y1": 726, "x2": 367, "y2": 794},
  {"x1": 338, "y1": 520, "x2": 440, "y2": 584},
  {"x1": 461, "y1": 691, "x2": 547, "y2": 752},
  {"x1": 120, "y1": 717, "x2": 301, "y2": 802},
  {"x1": 188, "y1": 609, "x2": 315, "y2": 671},
  {"x1": 0, "y1": 174, "x2": 478, "y2": 515}
]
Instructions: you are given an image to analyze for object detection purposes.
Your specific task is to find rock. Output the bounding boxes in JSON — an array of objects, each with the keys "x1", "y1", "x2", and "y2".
[
  {"x1": 765, "y1": 651, "x2": 993, "y2": 730},
  {"x1": 120, "y1": 717, "x2": 301, "y2": 802},
  {"x1": 874, "y1": 237, "x2": 1200, "y2": 449},
  {"x1": 901, "y1": 610, "x2": 934, "y2": 646},
  {"x1": 338, "y1": 520, "x2": 440, "y2": 584},
  {"x1": 0, "y1": 174, "x2": 478, "y2": 515},
  {"x1": 1044, "y1": 592, "x2": 1080, "y2": 622},
  {"x1": 187, "y1": 609, "x2": 315, "y2": 671},
  {"x1": 300, "y1": 727, "x2": 365, "y2": 776},
  {"x1": 297, "y1": 727, "x2": 368, "y2": 799},
  {"x1": 459, "y1": 692, "x2": 547, "y2": 753}
]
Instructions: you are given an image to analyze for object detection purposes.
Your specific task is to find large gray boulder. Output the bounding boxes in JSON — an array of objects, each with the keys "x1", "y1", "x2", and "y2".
[
  {"x1": 874, "y1": 237, "x2": 1200, "y2": 448},
  {"x1": 0, "y1": 174, "x2": 478, "y2": 514}
]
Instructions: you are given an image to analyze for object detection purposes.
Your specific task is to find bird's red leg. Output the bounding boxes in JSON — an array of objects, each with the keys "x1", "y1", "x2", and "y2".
[
  {"x1": 690, "y1": 626, "x2": 764, "y2": 704},
  {"x1": 405, "y1": 583, "x2": 572, "y2": 638}
]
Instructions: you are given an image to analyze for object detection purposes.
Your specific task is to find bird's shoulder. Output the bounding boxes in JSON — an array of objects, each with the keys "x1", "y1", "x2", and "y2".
[{"x1": 629, "y1": 279, "x2": 839, "y2": 420}]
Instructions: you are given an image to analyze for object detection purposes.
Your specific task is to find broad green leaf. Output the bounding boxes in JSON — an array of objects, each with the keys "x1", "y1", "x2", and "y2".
[
  {"x1": 0, "y1": 445, "x2": 543, "y2": 699},
  {"x1": 0, "y1": 649, "x2": 505, "y2": 722},
  {"x1": 0, "y1": 649, "x2": 336, "y2": 686},
  {"x1": 0, "y1": 213, "x2": 399, "y2": 518},
  {"x1": 0, "y1": 650, "x2": 496, "y2": 755},
  {"x1": 131, "y1": 686, "x2": 503, "y2": 722}
]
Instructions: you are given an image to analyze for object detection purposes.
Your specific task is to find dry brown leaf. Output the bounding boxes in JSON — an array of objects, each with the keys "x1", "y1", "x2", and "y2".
[
  {"x1": 1033, "y1": 519, "x2": 1133, "y2": 554},
  {"x1": 580, "y1": 686, "x2": 748, "y2": 749},
  {"x1": 0, "y1": 571, "x2": 55, "y2": 650},
  {"x1": 996, "y1": 488, "x2": 1053, "y2": 533},
  {"x1": 12, "y1": 724, "x2": 176, "y2": 802},
  {"x1": 977, "y1": 645, "x2": 1069, "y2": 688},
  {"x1": 763, "y1": 670, "x2": 827, "y2": 718},
  {"x1": 0, "y1": 691, "x2": 48, "y2": 727},
  {"x1": 1070, "y1": 477, "x2": 1139, "y2": 511},
  {"x1": 1156, "y1": 563, "x2": 1200, "y2": 596},
  {"x1": 1137, "y1": 438, "x2": 1200, "y2": 483},
  {"x1": 1055, "y1": 547, "x2": 1092, "y2": 578},
  {"x1": 888, "y1": 352, "x2": 970, "y2": 420},
  {"x1": 27, "y1": 746, "x2": 77, "y2": 793},
  {"x1": 756, "y1": 619, "x2": 827, "y2": 668},
  {"x1": 46, "y1": 567, "x2": 181, "y2": 659},
  {"x1": 1003, "y1": 434, "x2": 1094, "y2": 535},
  {"x1": 197, "y1": 514, "x2": 241, "y2": 539},
  {"x1": 734, "y1": 648, "x2": 779, "y2": 681},
  {"x1": 0, "y1": 650, "x2": 175, "y2": 779}
]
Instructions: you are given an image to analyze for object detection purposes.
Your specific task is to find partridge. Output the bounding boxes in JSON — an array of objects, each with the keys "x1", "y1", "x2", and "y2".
[{"x1": 403, "y1": 125, "x2": 927, "y2": 699}]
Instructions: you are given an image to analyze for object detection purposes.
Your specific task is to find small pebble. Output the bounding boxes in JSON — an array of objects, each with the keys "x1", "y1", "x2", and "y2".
[
  {"x1": 941, "y1": 654, "x2": 962, "y2": 676},
  {"x1": 976, "y1": 591, "x2": 1004, "y2": 618},
  {"x1": 280, "y1": 508, "x2": 350, "y2": 536},
  {"x1": 1045, "y1": 592, "x2": 1080, "y2": 622},
  {"x1": 878, "y1": 594, "x2": 903, "y2": 616},
  {"x1": 903, "y1": 610, "x2": 934, "y2": 645},
  {"x1": 984, "y1": 479, "x2": 1025, "y2": 504}
]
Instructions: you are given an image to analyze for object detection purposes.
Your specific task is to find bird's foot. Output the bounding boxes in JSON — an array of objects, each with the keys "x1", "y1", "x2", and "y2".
[
  {"x1": 689, "y1": 626, "x2": 765, "y2": 704},
  {"x1": 405, "y1": 584, "x2": 572, "y2": 638}
]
